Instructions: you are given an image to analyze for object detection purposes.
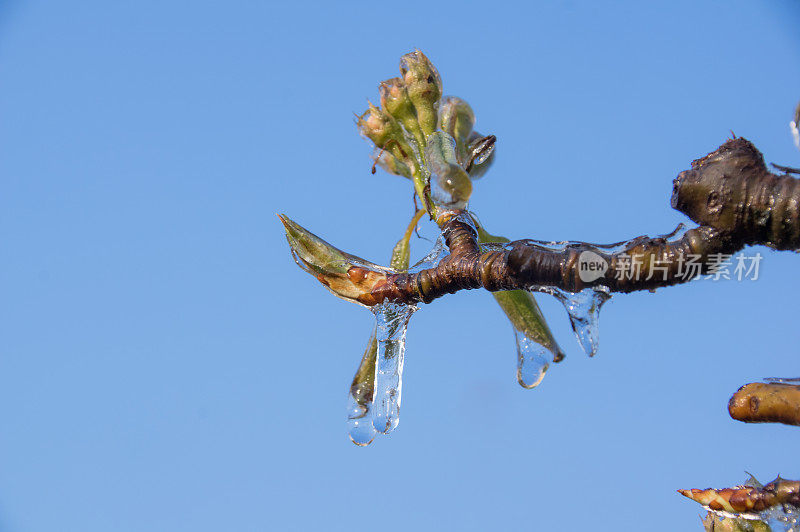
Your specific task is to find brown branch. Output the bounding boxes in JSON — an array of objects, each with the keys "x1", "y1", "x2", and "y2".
[
  {"x1": 728, "y1": 382, "x2": 800, "y2": 426},
  {"x1": 358, "y1": 138, "x2": 798, "y2": 306}
]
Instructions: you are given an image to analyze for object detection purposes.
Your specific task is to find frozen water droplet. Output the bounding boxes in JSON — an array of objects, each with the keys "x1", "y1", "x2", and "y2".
[
  {"x1": 371, "y1": 301, "x2": 417, "y2": 434},
  {"x1": 762, "y1": 504, "x2": 800, "y2": 532},
  {"x1": 347, "y1": 396, "x2": 377, "y2": 446},
  {"x1": 533, "y1": 286, "x2": 612, "y2": 358},
  {"x1": 791, "y1": 120, "x2": 799, "y2": 150},
  {"x1": 513, "y1": 327, "x2": 552, "y2": 389}
]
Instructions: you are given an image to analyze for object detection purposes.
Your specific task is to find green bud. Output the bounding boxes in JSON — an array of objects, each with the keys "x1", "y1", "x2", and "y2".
[
  {"x1": 279, "y1": 213, "x2": 350, "y2": 276},
  {"x1": 356, "y1": 102, "x2": 401, "y2": 148},
  {"x1": 439, "y1": 96, "x2": 475, "y2": 163},
  {"x1": 279, "y1": 214, "x2": 390, "y2": 305},
  {"x1": 379, "y1": 77, "x2": 423, "y2": 142},
  {"x1": 399, "y1": 50, "x2": 442, "y2": 135},
  {"x1": 425, "y1": 132, "x2": 472, "y2": 209},
  {"x1": 356, "y1": 103, "x2": 416, "y2": 173}
]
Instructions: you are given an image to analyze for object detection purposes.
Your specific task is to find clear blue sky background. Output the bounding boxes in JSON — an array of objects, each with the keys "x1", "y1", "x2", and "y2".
[{"x1": 2, "y1": 1, "x2": 799, "y2": 531}]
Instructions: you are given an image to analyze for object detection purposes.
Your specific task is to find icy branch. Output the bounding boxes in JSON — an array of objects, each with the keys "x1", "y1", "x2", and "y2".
[{"x1": 283, "y1": 138, "x2": 800, "y2": 308}]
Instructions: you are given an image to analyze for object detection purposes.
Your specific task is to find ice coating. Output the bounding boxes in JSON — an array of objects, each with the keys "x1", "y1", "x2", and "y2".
[
  {"x1": 425, "y1": 131, "x2": 472, "y2": 210},
  {"x1": 465, "y1": 131, "x2": 496, "y2": 179},
  {"x1": 704, "y1": 504, "x2": 800, "y2": 531},
  {"x1": 409, "y1": 232, "x2": 449, "y2": 272},
  {"x1": 792, "y1": 119, "x2": 799, "y2": 150},
  {"x1": 346, "y1": 327, "x2": 379, "y2": 446},
  {"x1": 765, "y1": 377, "x2": 800, "y2": 384},
  {"x1": 514, "y1": 326, "x2": 552, "y2": 389},
  {"x1": 761, "y1": 505, "x2": 800, "y2": 531},
  {"x1": 371, "y1": 301, "x2": 417, "y2": 434},
  {"x1": 345, "y1": 226, "x2": 449, "y2": 445},
  {"x1": 533, "y1": 286, "x2": 612, "y2": 358}
]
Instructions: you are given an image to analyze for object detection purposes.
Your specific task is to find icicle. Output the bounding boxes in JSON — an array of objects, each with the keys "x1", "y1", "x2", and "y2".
[
  {"x1": 791, "y1": 119, "x2": 799, "y2": 150},
  {"x1": 533, "y1": 286, "x2": 612, "y2": 358},
  {"x1": 346, "y1": 328, "x2": 379, "y2": 446},
  {"x1": 513, "y1": 326, "x2": 552, "y2": 389},
  {"x1": 371, "y1": 301, "x2": 417, "y2": 434}
]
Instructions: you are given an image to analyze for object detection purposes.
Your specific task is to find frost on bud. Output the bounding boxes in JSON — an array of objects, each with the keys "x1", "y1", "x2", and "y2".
[
  {"x1": 399, "y1": 50, "x2": 442, "y2": 135},
  {"x1": 379, "y1": 77, "x2": 423, "y2": 141},
  {"x1": 425, "y1": 132, "x2": 472, "y2": 210},
  {"x1": 465, "y1": 131, "x2": 496, "y2": 179},
  {"x1": 439, "y1": 96, "x2": 475, "y2": 163},
  {"x1": 279, "y1": 214, "x2": 392, "y2": 305}
]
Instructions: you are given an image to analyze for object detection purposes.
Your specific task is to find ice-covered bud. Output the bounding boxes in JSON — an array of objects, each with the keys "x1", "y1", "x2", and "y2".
[
  {"x1": 425, "y1": 132, "x2": 472, "y2": 210},
  {"x1": 399, "y1": 50, "x2": 442, "y2": 135},
  {"x1": 356, "y1": 102, "x2": 401, "y2": 149},
  {"x1": 279, "y1": 214, "x2": 391, "y2": 305},
  {"x1": 465, "y1": 131, "x2": 496, "y2": 179},
  {"x1": 439, "y1": 96, "x2": 475, "y2": 162},
  {"x1": 357, "y1": 102, "x2": 416, "y2": 174},
  {"x1": 379, "y1": 77, "x2": 423, "y2": 141},
  {"x1": 375, "y1": 150, "x2": 412, "y2": 179},
  {"x1": 349, "y1": 327, "x2": 378, "y2": 420},
  {"x1": 792, "y1": 100, "x2": 799, "y2": 150}
]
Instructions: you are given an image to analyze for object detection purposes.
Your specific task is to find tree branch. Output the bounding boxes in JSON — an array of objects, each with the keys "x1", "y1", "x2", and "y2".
[
  {"x1": 284, "y1": 138, "x2": 800, "y2": 308},
  {"x1": 728, "y1": 381, "x2": 800, "y2": 426},
  {"x1": 358, "y1": 137, "x2": 798, "y2": 306}
]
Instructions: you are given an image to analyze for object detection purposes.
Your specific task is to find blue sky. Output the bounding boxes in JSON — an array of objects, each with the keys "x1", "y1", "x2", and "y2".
[{"x1": 1, "y1": 1, "x2": 799, "y2": 531}]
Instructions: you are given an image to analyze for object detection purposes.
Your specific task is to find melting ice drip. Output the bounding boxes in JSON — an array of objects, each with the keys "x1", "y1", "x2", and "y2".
[
  {"x1": 513, "y1": 286, "x2": 611, "y2": 390},
  {"x1": 512, "y1": 226, "x2": 693, "y2": 370},
  {"x1": 346, "y1": 236, "x2": 449, "y2": 446},
  {"x1": 539, "y1": 286, "x2": 612, "y2": 358},
  {"x1": 346, "y1": 326, "x2": 379, "y2": 447},
  {"x1": 346, "y1": 303, "x2": 417, "y2": 445},
  {"x1": 513, "y1": 327, "x2": 553, "y2": 389},
  {"x1": 371, "y1": 301, "x2": 417, "y2": 434}
]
